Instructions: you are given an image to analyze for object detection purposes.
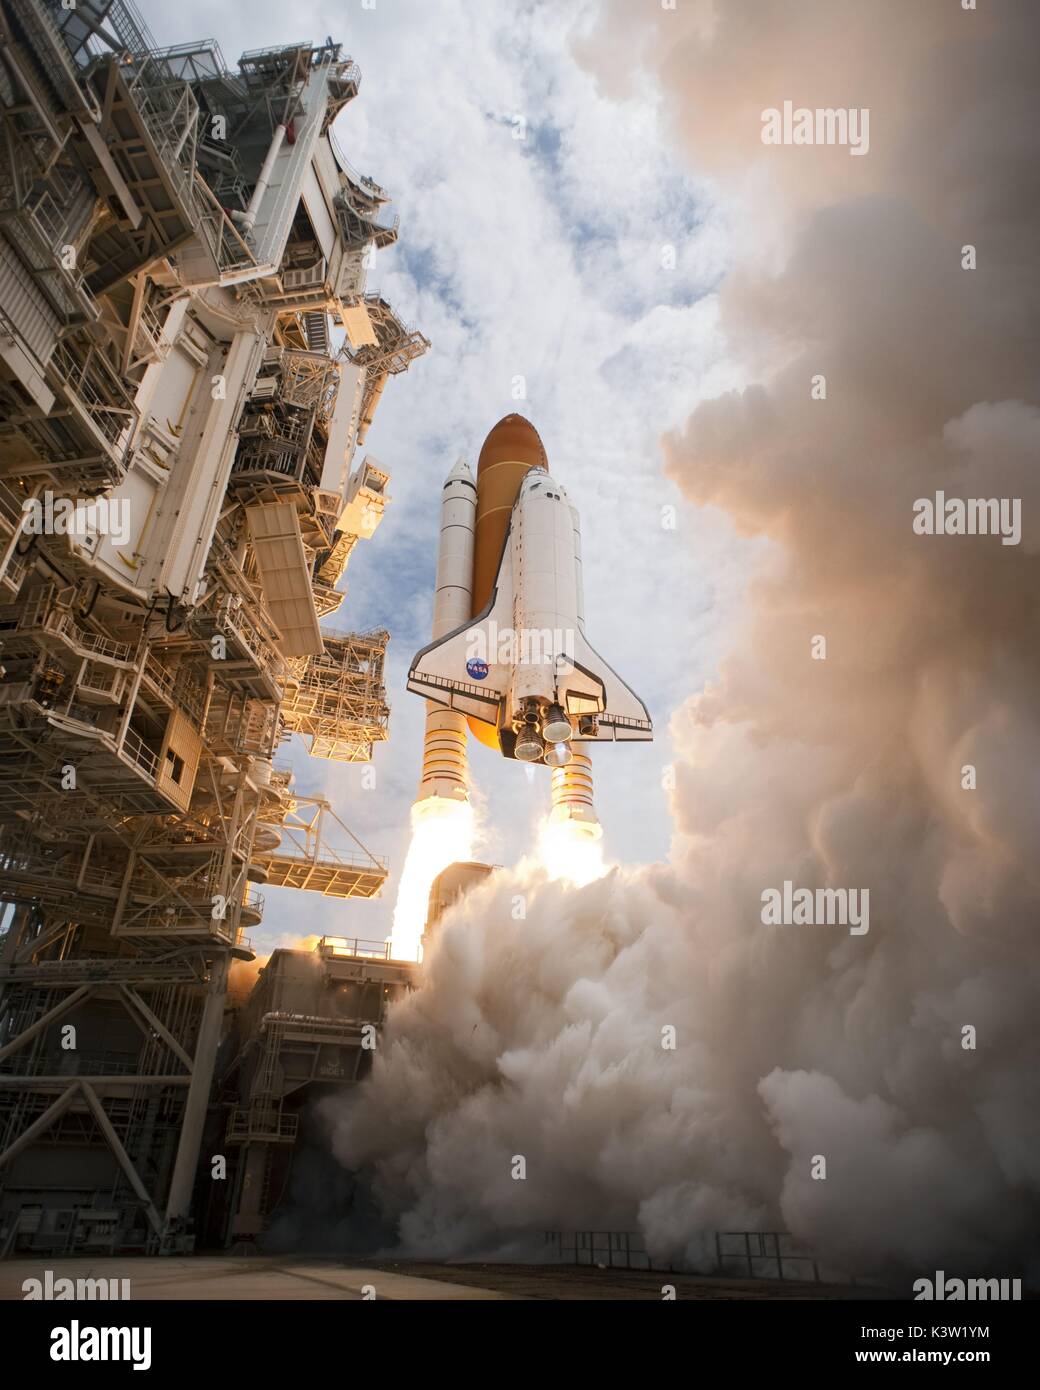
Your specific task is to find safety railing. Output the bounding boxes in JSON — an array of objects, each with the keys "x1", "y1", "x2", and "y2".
[
  {"x1": 543, "y1": 1230, "x2": 826, "y2": 1283},
  {"x1": 317, "y1": 935, "x2": 410, "y2": 962},
  {"x1": 77, "y1": 665, "x2": 126, "y2": 700},
  {"x1": 225, "y1": 1106, "x2": 299, "y2": 1144},
  {"x1": 329, "y1": 128, "x2": 389, "y2": 201},
  {"x1": 211, "y1": 594, "x2": 285, "y2": 682},
  {"x1": 50, "y1": 338, "x2": 138, "y2": 451},
  {"x1": 141, "y1": 653, "x2": 205, "y2": 722},
  {"x1": 48, "y1": 610, "x2": 134, "y2": 665},
  {"x1": 120, "y1": 727, "x2": 159, "y2": 779}
]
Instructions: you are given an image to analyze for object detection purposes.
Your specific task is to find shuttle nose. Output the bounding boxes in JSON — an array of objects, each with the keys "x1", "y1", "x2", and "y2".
[{"x1": 476, "y1": 414, "x2": 548, "y2": 476}]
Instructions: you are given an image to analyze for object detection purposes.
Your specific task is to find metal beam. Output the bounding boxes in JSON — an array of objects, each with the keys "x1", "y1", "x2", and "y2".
[
  {"x1": 121, "y1": 274, "x2": 146, "y2": 375},
  {"x1": 165, "y1": 953, "x2": 229, "y2": 1224},
  {"x1": 79, "y1": 1082, "x2": 164, "y2": 1235},
  {"x1": 0, "y1": 983, "x2": 94, "y2": 1063},
  {"x1": 77, "y1": 120, "x2": 143, "y2": 230},
  {"x1": 119, "y1": 984, "x2": 194, "y2": 1073},
  {"x1": 14, "y1": 920, "x2": 71, "y2": 965},
  {"x1": 0, "y1": 1075, "x2": 191, "y2": 1089},
  {"x1": 0, "y1": 1082, "x2": 80, "y2": 1171},
  {"x1": 0, "y1": 964, "x2": 201, "y2": 986}
]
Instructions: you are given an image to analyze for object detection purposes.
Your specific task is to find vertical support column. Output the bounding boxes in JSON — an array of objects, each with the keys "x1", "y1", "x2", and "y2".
[
  {"x1": 232, "y1": 1142, "x2": 269, "y2": 1241},
  {"x1": 219, "y1": 771, "x2": 247, "y2": 938},
  {"x1": 164, "y1": 953, "x2": 229, "y2": 1234},
  {"x1": 0, "y1": 905, "x2": 36, "y2": 965},
  {"x1": 0, "y1": 904, "x2": 27, "y2": 1049}
]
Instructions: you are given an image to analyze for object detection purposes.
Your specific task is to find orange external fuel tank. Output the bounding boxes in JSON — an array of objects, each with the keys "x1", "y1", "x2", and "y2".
[{"x1": 468, "y1": 414, "x2": 548, "y2": 747}]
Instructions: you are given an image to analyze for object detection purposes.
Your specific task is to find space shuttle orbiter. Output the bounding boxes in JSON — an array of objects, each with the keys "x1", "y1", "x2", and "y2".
[{"x1": 407, "y1": 415, "x2": 652, "y2": 771}]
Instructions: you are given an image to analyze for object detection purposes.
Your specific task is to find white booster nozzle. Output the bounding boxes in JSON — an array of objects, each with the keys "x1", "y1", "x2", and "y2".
[{"x1": 549, "y1": 748, "x2": 602, "y2": 837}]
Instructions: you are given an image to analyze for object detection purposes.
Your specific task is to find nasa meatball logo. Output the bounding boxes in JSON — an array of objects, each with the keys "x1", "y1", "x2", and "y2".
[{"x1": 466, "y1": 658, "x2": 489, "y2": 681}]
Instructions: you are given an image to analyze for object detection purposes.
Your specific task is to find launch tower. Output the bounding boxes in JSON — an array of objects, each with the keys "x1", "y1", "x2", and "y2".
[{"x1": 0, "y1": 4, "x2": 425, "y2": 1253}]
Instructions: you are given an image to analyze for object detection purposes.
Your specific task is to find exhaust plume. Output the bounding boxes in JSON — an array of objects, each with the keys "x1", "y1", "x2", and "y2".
[
  {"x1": 389, "y1": 798, "x2": 476, "y2": 961},
  {"x1": 328, "y1": 0, "x2": 1040, "y2": 1280},
  {"x1": 536, "y1": 816, "x2": 608, "y2": 888}
]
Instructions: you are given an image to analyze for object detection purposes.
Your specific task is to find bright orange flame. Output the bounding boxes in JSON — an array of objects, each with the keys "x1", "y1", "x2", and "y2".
[
  {"x1": 537, "y1": 816, "x2": 609, "y2": 887},
  {"x1": 389, "y1": 796, "x2": 475, "y2": 960}
]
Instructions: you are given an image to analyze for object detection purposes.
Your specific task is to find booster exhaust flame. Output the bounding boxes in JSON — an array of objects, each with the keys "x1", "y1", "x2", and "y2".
[
  {"x1": 536, "y1": 816, "x2": 608, "y2": 887},
  {"x1": 389, "y1": 797, "x2": 475, "y2": 961},
  {"x1": 538, "y1": 747, "x2": 607, "y2": 883}
]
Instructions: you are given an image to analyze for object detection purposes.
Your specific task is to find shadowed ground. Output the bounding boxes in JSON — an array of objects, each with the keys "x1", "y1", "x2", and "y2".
[{"x1": 0, "y1": 1255, "x2": 893, "y2": 1300}]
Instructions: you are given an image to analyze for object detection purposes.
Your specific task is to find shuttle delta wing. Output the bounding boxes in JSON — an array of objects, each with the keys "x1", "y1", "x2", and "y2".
[
  {"x1": 565, "y1": 630, "x2": 654, "y2": 742},
  {"x1": 407, "y1": 529, "x2": 514, "y2": 723}
]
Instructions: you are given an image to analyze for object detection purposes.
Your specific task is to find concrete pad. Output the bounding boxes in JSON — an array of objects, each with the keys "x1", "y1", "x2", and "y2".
[{"x1": 0, "y1": 1255, "x2": 518, "y2": 1301}]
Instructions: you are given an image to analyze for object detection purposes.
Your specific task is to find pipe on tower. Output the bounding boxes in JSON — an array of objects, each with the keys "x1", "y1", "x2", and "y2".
[{"x1": 232, "y1": 123, "x2": 287, "y2": 232}]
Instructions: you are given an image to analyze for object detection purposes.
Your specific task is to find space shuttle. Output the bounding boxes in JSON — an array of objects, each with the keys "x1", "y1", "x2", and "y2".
[{"x1": 407, "y1": 416, "x2": 652, "y2": 782}]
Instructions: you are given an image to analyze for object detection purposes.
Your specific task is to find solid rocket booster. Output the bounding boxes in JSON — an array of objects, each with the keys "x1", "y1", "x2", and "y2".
[
  {"x1": 416, "y1": 457, "x2": 476, "y2": 803},
  {"x1": 549, "y1": 748, "x2": 600, "y2": 837}
]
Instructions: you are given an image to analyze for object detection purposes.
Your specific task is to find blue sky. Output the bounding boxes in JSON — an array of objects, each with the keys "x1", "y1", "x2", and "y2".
[{"x1": 140, "y1": 0, "x2": 754, "y2": 947}]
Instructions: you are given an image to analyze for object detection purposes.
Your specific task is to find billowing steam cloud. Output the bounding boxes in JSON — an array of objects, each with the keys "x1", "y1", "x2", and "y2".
[{"x1": 327, "y1": 1, "x2": 1040, "y2": 1280}]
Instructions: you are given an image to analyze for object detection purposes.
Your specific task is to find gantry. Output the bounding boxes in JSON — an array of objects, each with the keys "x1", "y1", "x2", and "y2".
[{"x1": 0, "y1": 2, "x2": 426, "y2": 1254}]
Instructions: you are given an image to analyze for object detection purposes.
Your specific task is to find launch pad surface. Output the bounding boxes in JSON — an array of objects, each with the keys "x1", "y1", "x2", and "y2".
[
  {"x1": 1, "y1": 1255, "x2": 513, "y2": 1301},
  {"x1": 0, "y1": 1255, "x2": 889, "y2": 1301}
]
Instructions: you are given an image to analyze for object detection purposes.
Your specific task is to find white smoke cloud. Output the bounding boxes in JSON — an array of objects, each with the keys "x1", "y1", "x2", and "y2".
[{"x1": 325, "y1": 0, "x2": 1040, "y2": 1282}]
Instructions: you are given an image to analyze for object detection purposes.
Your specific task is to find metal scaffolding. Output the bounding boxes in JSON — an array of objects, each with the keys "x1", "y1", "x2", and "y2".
[
  {"x1": 0, "y1": 9, "x2": 425, "y2": 1255},
  {"x1": 214, "y1": 935, "x2": 416, "y2": 1243},
  {"x1": 253, "y1": 794, "x2": 387, "y2": 899},
  {"x1": 281, "y1": 628, "x2": 389, "y2": 762},
  {"x1": 343, "y1": 296, "x2": 431, "y2": 443}
]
